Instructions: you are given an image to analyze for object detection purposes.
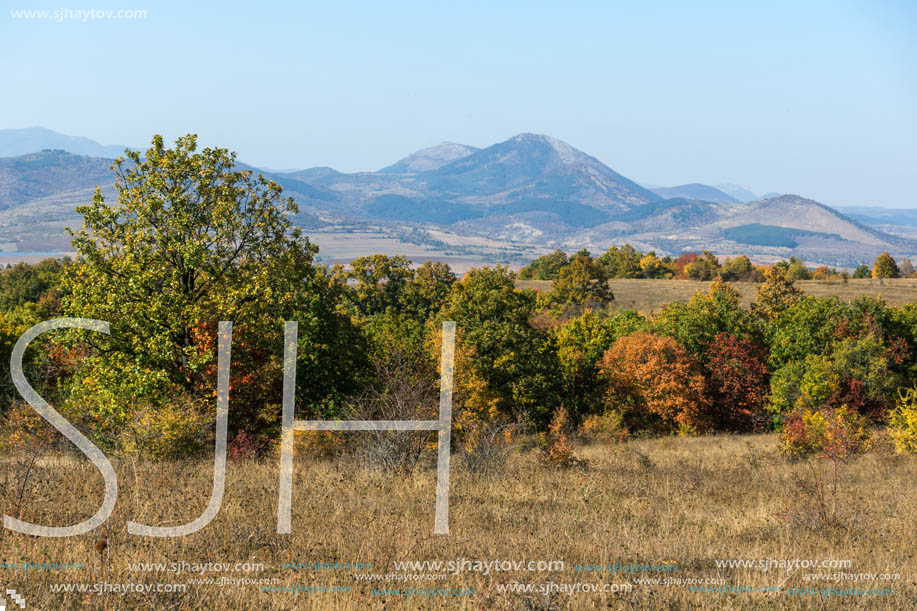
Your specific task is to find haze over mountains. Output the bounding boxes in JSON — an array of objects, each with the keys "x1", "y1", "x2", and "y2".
[{"x1": 0, "y1": 127, "x2": 914, "y2": 267}]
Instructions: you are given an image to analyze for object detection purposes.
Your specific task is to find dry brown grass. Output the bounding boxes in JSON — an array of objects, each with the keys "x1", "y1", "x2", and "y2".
[
  {"x1": 2, "y1": 432, "x2": 915, "y2": 609},
  {"x1": 516, "y1": 278, "x2": 917, "y2": 313}
]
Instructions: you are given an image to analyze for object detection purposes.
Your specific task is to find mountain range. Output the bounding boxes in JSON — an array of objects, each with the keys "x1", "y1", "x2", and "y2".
[{"x1": 0, "y1": 128, "x2": 913, "y2": 267}]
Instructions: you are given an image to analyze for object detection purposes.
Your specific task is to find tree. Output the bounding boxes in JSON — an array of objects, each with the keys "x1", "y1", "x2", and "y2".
[
  {"x1": 599, "y1": 332, "x2": 710, "y2": 435},
  {"x1": 0, "y1": 258, "x2": 71, "y2": 313},
  {"x1": 673, "y1": 253, "x2": 700, "y2": 279},
  {"x1": 899, "y1": 258, "x2": 915, "y2": 278},
  {"x1": 518, "y1": 249, "x2": 569, "y2": 280},
  {"x1": 554, "y1": 310, "x2": 648, "y2": 420},
  {"x1": 705, "y1": 333, "x2": 770, "y2": 432},
  {"x1": 599, "y1": 244, "x2": 643, "y2": 278},
  {"x1": 769, "y1": 334, "x2": 895, "y2": 421},
  {"x1": 639, "y1": 252, "x2": 672, "y2": 279},
  {"x1": 544, "y1": 253, "x2": 613, "y2": 311},
  {"x1": 438, "y1": 266, "x2": 561, "y2": 428},
  {"x1": 853, "y1": 264, "x2": 871, "y2": 279},
  {"x1": 720, "y1": 255, "x2": 755, "y2": 281},
  {"x1": 652, "y1": 278, "x2": 759, "y2": 365},
  {"x1": 683, "y1": 250, "x2": 721, "y2": 280},
  {"x1": 341, "y1": 254, "x2": 414, "y2": 317},
  {"x1": 63, "y1": 134, "x2": 368, "y2": 443},
  {"x1": 872, "y1": 252, "x2": 899, "y2": 278},
  {"x1": 785, "y1": 257, "x2": 812, "y2": 280},
  {"x1": 752, "y1": 265, "x2": 803, "y2": 322},
  {"x1": 403, "y1": 260, "x2": 455, "y2": 321}
]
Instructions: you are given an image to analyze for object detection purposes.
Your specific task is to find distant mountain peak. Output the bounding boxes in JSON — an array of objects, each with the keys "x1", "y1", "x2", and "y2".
[
  {"x1": 378, "y1": 141, "x2": 479, "y2": 173},
  {"x1": 505, "y1": 133, "x2": 584, "y2": 165}
]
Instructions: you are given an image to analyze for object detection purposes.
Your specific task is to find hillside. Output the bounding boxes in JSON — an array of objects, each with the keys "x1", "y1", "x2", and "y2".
[
  {"x1": 0, "y1": 127, "x2": 128, "y2": 158},
  {"x1": 651, "y1": 183, "x2": 738, "y2": 203},
  {"x1": 0, "y1": 134, "x2": 915, "y2": 266}
]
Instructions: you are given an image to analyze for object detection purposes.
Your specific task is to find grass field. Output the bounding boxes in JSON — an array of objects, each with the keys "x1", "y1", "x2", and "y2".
[
  {"x1": 2, "y1": 432, "x2": 914, "y2": 609},
  {"x1": 516, "y1": 278, "x2": 917, "y2": 312}
]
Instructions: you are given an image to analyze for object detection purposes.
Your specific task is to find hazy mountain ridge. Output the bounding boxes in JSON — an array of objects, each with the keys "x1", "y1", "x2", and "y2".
[
  {"x1": 651, "y1": 183, "x2": 738, "y2": 203},
  {"x1": 0, "y1": 130, "x2": 914, "y2": 266},
  {"x1": 0, "y1": 127, "x2": 130, "y2": 159}
]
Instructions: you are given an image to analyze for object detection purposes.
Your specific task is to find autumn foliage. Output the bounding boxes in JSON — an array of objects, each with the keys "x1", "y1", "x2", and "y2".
[
  {"x1": 705, "y1": 333, "x2": 770, "y2": 432},
  {"x1": 599, "y1": 332, "x2": 710, "y2": 435}
]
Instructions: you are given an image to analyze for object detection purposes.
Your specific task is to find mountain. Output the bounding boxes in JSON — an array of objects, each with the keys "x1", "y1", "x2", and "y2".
[
  {"x1": 0, "y1": 150, "x2": 113, "y2": 210},
  {"x1": 378, "y1": 142, "x2": 479, "y2": 173},
  {"x1": 715, "y1": 183, "x2": 759, "y2": 203},
  {"x1": 651, "y1": 183, "x2": 738, "y2": 203},
  {"x1": 0, "y1": 127, "x2": 129, "y2": 158},
  {"x1": 1, "y1": 134, "x2": 914, "y2": 266},
  {"x1": 836, "y1": 206, "x2": 917, "y2": 228}
]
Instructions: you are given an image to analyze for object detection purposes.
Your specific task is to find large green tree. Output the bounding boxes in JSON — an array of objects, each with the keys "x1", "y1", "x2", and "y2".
[
  {"x1": 438, "y1": 266, "x2": 561, "y2": 428},
  {"x1": 63, "y1": 135, "x2": 367, "y2": 442}
]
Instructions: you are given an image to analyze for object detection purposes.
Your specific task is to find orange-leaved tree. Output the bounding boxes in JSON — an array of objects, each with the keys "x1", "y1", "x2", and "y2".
[{"x1": 598, "y1": 332, "x2": 710, "y2": 435}]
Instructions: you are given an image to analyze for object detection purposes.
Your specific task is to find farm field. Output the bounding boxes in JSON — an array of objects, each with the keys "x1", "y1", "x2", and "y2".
[
  {"x1": 516, "y1": 278, "x2": 917, "y2": 312},
  {"x1": 2, "y1": 433, "x2": 914, "y2": 610}
]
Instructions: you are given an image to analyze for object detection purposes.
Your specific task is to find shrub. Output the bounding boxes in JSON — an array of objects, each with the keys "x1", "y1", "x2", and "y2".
[
  {"x1": 540, "y1": 407, "x2": 577, "y2": 467},
  {"x1": 579, "y1": 410, "x2": 627, "y2": 443},
  {"x1": 779, "y1": 405, "x2": 871, "y2": 459},
  {"x1": 118, "y1": 396, "x2": 212, "y2": 460},
  {"x1": 888, "y1": 386, "x2": 917, "y2": 454}
]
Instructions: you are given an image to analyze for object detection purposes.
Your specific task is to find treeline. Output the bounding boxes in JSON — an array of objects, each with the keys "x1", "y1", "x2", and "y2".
[
  {"x1": 518, "y1": 246, "x2": 914, "y2": 282},
  {"x1": 3, "y1": 134, "x2": 917, "y2": 463}
]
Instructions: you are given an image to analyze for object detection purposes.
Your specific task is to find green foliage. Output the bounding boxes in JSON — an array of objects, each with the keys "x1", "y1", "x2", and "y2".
[
  {"x1": 652, "y1": 278, "x2": 759, "y2": 364},
  {"x1": 768, "y1": 297, "x2": 849, "y2": 370},
  {"x1": 719, "y1": 255, "x2": 757, "y2": 281},
  {"x1": 62, "y1": 134, "x2": 368, "y2": 443},
  {"x1": 683, "y1": 250, "x2": 720, "y2": 280},
  {"x1": 0, "y1": 259, "x2": 70, "y2": 315},
  {"x1": 769, "y1": 334, "x2": 895, "y2": 420},
  {"x1": 439, "y1": 265, "x2": 560, "y2": 428},
  {"x1": 518, "y1": 249, "x2": 569, "y2": 280},
  {"x1": 542, "y1": 253, "x2": 613, "y2": 311},
  {"x1": 341, "y1": 254, "x2": 415, "y2": 317},
  {"x1": 786, "y1": 258, "x2": 813, "y2": 280},
  {"x1": 598, "y1": 244, "x2": 643, "y2": 278},
  {"x1": 554, "y1": 310, "x2": 648, "y2": 420},
  {"x1": 853, "y1": 264, "x2": 871, "y2": 279}
]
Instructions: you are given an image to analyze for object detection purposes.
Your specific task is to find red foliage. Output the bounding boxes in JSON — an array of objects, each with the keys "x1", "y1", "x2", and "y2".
[
  {"x1": 673, "y1": 253, "x2": 700, "y2": 279},
  {"x1": 705, "y1": 333, "x2": 770, "y2": 432}
]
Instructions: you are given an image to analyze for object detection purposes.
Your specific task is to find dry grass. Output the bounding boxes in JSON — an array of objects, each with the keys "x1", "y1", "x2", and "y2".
[
  {"x1": 2, "y1": 432, "x2": 916, "y2": 609},
  {"x1": 516, "y1": 278, "x2": 917, "y2": 313}
]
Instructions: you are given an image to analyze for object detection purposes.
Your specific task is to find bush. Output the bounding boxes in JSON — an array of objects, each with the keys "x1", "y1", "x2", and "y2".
[
  {"x1": 118, "y1": 396, "x2": 212, "y2": 460},
  {"x1": 779, "y1": 405, "x2": 871, "y2": 459},
  {"x1": 539, "y1": 407, "x2": 579, "y2": 467},
  {"x1": 888, "y1": 386, "x2": 917, "y2": 454}
]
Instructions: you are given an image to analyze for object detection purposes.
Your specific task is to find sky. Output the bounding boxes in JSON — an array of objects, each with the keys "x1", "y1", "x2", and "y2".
[{"x1": 1, "y1": 0, "x2": 915, "y2": 207}]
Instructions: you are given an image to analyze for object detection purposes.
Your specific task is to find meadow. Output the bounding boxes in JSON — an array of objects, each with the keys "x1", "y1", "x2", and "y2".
[
  {"x1": 1, "y1": 431, "x2": 914, "y2": 610},
  {"x1": 516, "y1": 277, "x2": 917, "y2": 312}
]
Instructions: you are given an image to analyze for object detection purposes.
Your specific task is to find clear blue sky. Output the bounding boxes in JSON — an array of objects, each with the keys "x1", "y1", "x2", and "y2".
[{"x1": 2, "y1": 0, "x2": 915, "y2": 207}]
